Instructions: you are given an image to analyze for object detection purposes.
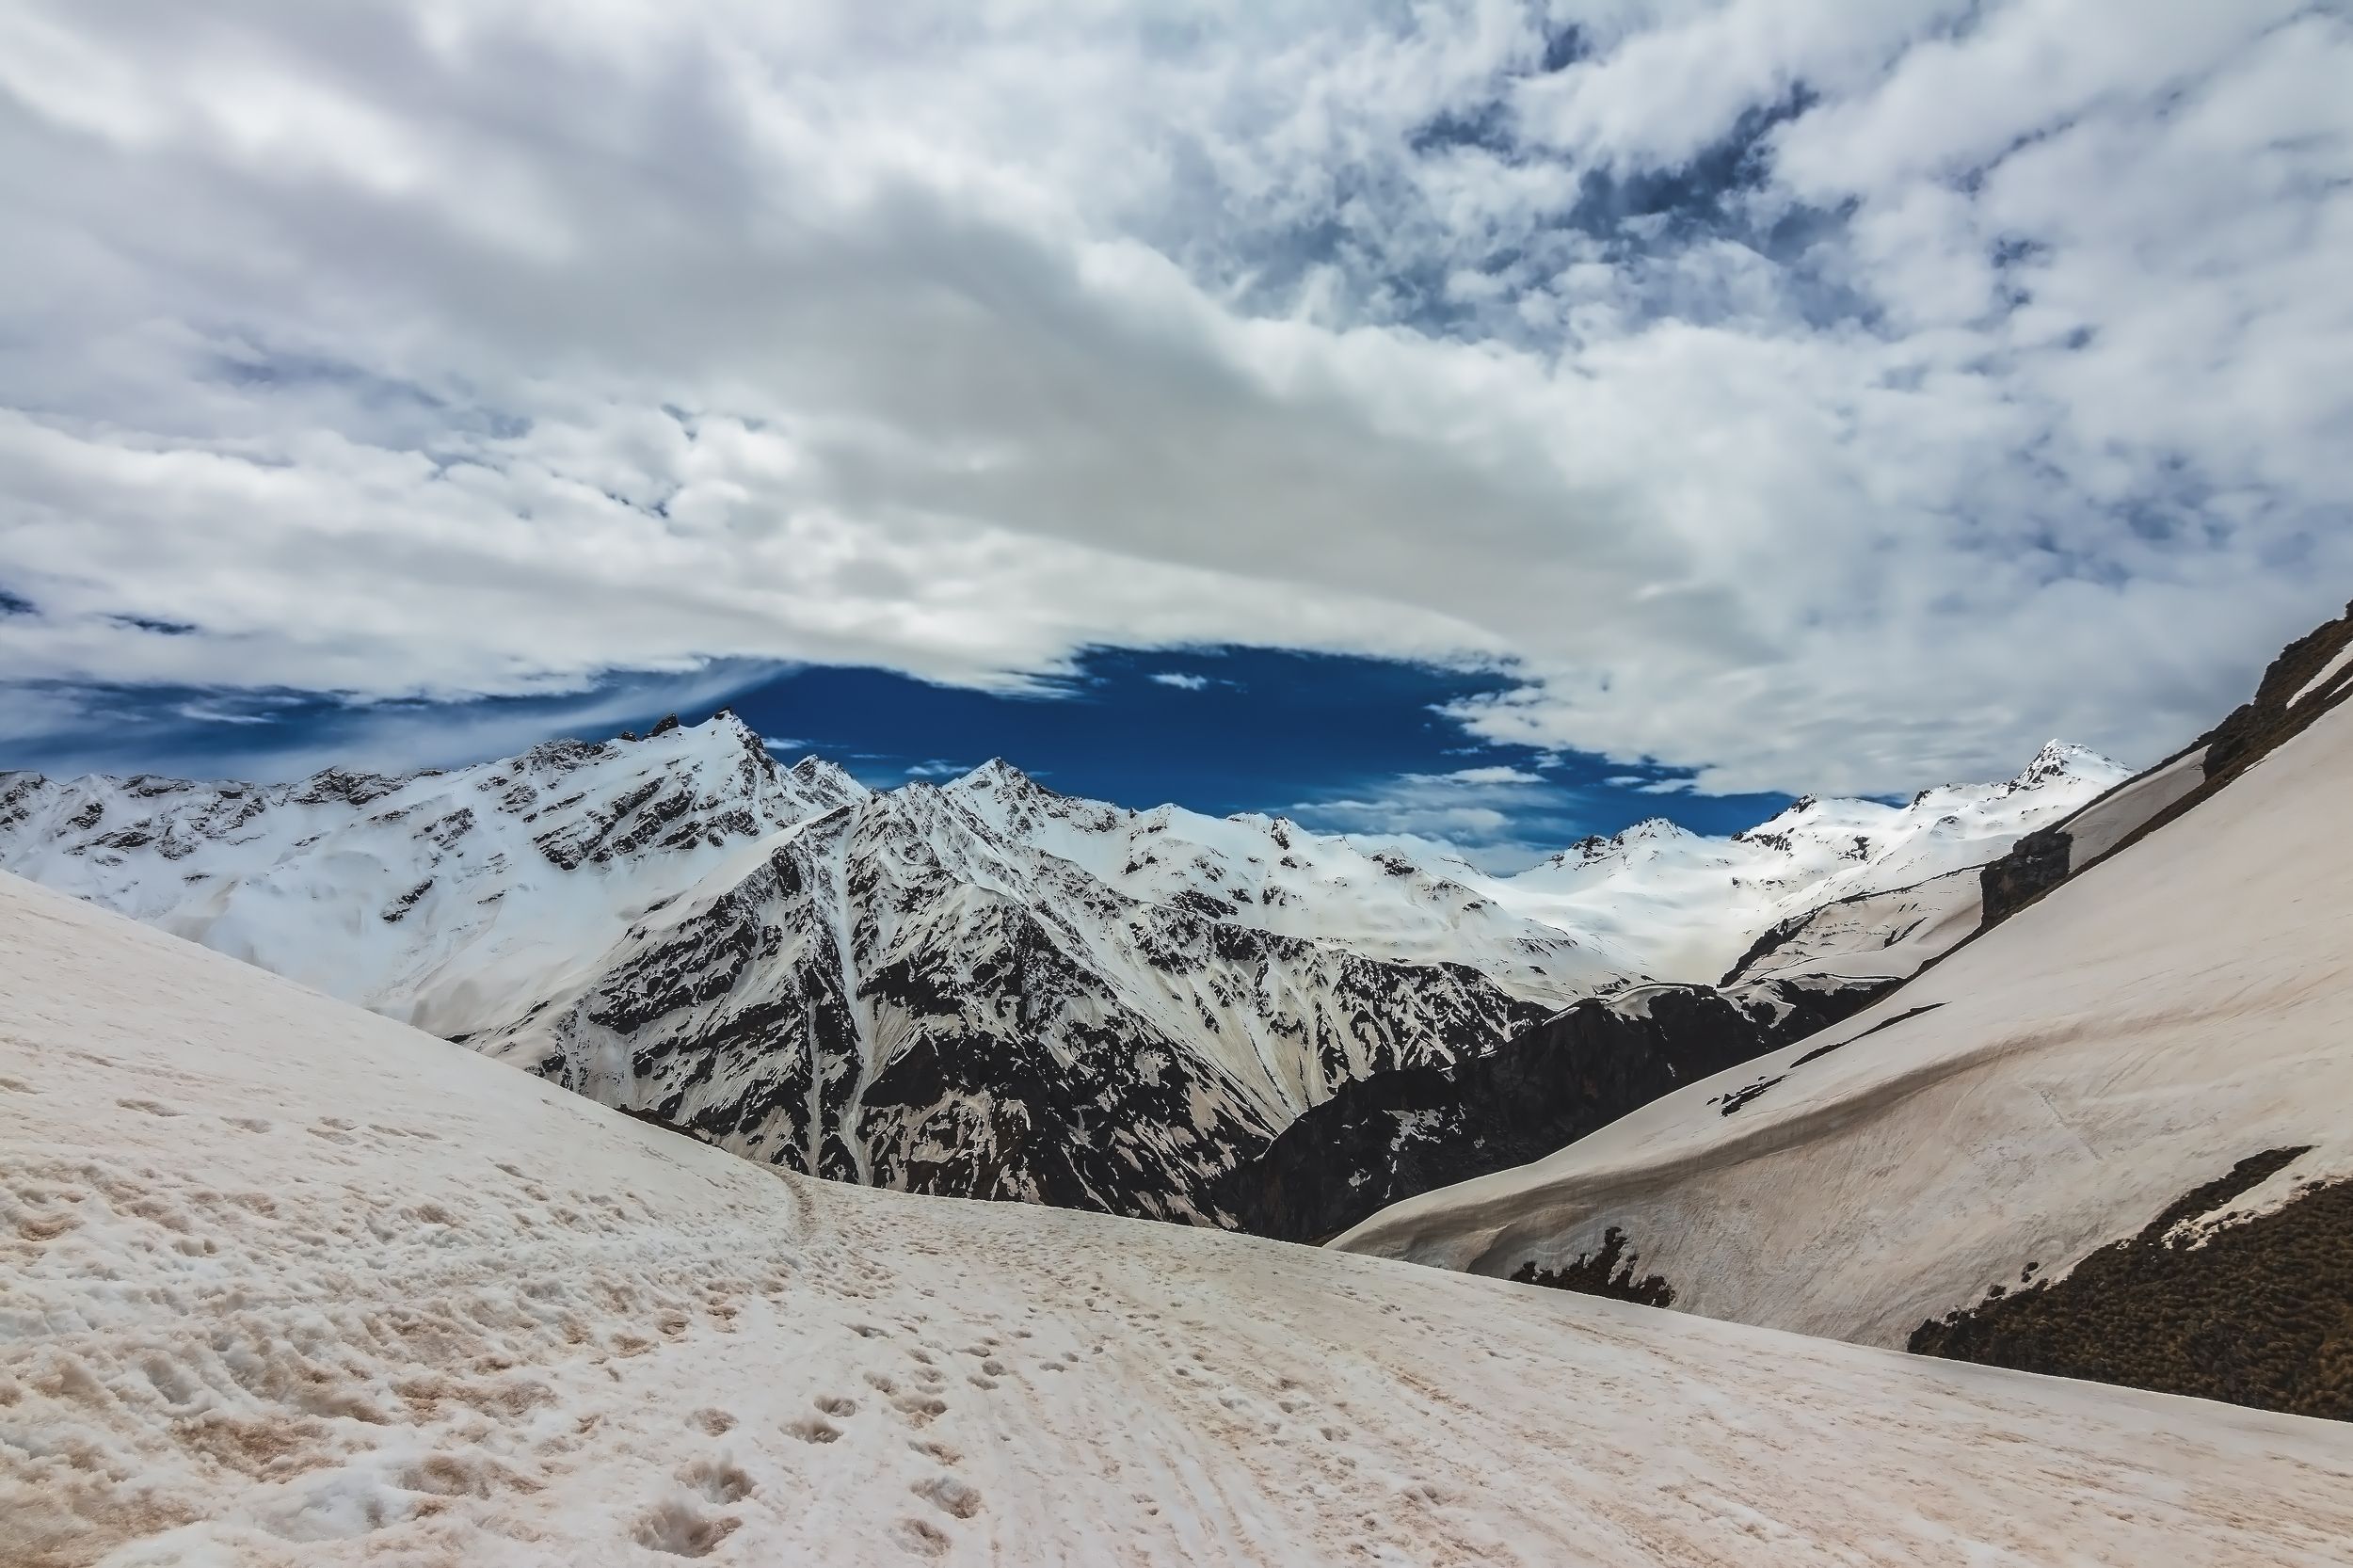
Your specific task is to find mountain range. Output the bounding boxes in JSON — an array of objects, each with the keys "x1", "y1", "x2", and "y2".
[{"x1": 0, "y1": 722, "x2": 2121, "y2": 1226}]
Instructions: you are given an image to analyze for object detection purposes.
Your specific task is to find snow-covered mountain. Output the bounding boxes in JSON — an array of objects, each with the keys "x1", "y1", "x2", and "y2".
[
  {"x1": 0, "y1": 712, "x2": 2123, "y2": 1224},
  {"x1": 1479, "y1": 740, "x2": 2131, "y2": 984},
  {"x1": 0, "y1": 714, "x2": 1637, "y2": 1020},
  {"x1": 1337, "y1": 602, "x2": 2353, "y2": 1419},
  {"x1": 9, "y1": 870, "x2": 2348, "y2": 1567},
  {"x1": 464, "y1": 766, "x2": 1567, "y2": 1221},
  {"x1": 936, "y1": 760, "x2": 1640, "y2": 1004},
  {"x1": 0, "y1": 718, "x2": 1625, "y2": 1221},
  {"x1": 0, "y1": 713, "x2": 869, "y2": 1039}
]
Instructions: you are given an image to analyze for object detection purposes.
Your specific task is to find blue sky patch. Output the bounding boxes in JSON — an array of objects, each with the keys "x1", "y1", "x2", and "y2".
[{"x1": 2, "y1": 648, "x2": 1795, "y2": 871}]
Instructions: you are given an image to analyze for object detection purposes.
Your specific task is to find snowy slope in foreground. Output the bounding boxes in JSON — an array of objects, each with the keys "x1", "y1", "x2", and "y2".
[
  {"x1": 1337, "y1": 688, "x2": 2353, "y2": 1353},
  {"x1": 7, "y1": 876, "x2": 2352, "y2": 1568}
]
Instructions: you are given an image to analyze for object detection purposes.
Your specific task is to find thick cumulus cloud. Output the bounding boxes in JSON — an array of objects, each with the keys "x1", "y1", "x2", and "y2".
[{"x1": 2, "y1": 0, "x2": 2348, "y2": 792}]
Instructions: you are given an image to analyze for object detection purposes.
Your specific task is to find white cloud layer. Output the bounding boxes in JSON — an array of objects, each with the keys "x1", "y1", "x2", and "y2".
[{"x1": 2, "y1": 0, "x2": 2348, "y2": 792}]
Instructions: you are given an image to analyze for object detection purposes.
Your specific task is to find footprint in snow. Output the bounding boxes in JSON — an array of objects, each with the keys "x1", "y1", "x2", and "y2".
[
  {"x1": 890, "y1": 1392, "x2": 949, "y2": 1426},
  {"x1": 677, "y1": 1458, "x2": 754, "y2": 1505},
  {"x1": 630, "y1": 1499, "x2": 739, "y2": 1559},
  {"x1": 912, "y1": 1473, "x2": 984, "y2": 1519},
  {"x1": 890, "y1": 1516, "x2": 951, "y2": 1557}
]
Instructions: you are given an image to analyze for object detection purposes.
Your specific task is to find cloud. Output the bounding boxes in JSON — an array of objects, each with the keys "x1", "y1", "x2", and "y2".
[
  {"x1": 1292, "y1": 764, "x2": 1587, "y2": 872},
  {"x1": 4, "y1": 663, "x2": 777, "y2": 781},
  {"x1": 174, "y1": 701, "x2": 278, "y2": 726},
  {"x1": 1439, "y1": 764, "x2": 1545, "y2": 786},
  {"x1": 2, "y1": 0, "x2": 2347, "y2": 794},
  {"x1": 1146, "y1": 672, "x2": 1210, "y2": 691}
]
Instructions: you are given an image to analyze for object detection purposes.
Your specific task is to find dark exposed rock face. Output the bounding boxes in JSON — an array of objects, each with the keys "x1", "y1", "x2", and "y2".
[
  {"x1": 1912, "y1": 1149, "x2": 2353, "y2": 1421},
  {"x1": 1511, "y1": 1226, "x2": 1676, "y2": 1308},
  {"x1": 1978, "y1": 824, "x2": 2073, "y2": 925},
  {"x1": 1214, "y1": 974, "x2": 1896, "y2": 1243},
  {"x1": 2201, "y1": 602, "x2": 2353, "y2": 782}
]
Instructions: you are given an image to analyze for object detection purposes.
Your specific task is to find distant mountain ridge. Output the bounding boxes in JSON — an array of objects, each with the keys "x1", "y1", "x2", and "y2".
[
  {"x1": 0, "y1": 715, "x2": 2122, "y2": 1223},
  {"x1": 1476, "y1": 740, "x2": 2130, "y2": 984}
]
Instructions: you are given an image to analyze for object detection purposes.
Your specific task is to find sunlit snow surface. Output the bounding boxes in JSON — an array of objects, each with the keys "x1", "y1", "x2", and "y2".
[{"x1": 6, "y1": 873, "x2": 2353, "y2": 1566}]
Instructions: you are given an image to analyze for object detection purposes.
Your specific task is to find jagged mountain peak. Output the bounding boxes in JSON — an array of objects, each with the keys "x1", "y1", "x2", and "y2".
[
  {"x1": 1542, "y1": 819, "x2": 1698, "y2": 872},
  {"x1": 937, "y1": 756, "x2": 1055, "y2": 806},
  {"x1": 1547, "y1": 835, "x2": 1612, "y2": 868},
  {"x1": 288, "y1": 763, "x2": 412, "y2": 808},
  {"x1": 952, "y1": 756, "x2": 1030, "y2": 786},
  {"x1": 782, "y1": 752, "x2": 869, "y2": 803},
  {"x1": 2, "y1": 718, "x2": 2127, "y2": 1016},
  {"x1": 0, "y1": 716, "x2": 2126, "y2": 1222},
  {"x1": 1740, "y1": 794, "x2": 1821, "y2": 834},
  {"x1": 2004, "y1": 738, "x2": 2126, "y2": 793},
  {"x1": 944, "y1": 757, "x2": 1074, "y2": 810}
]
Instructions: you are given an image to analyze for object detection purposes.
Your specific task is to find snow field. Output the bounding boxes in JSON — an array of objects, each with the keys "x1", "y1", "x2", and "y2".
[{"x1": 7, "y1": 873, "x2": 2353, "y2": 1566}]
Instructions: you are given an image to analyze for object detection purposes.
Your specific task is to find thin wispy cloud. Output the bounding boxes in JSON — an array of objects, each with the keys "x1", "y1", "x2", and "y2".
[
  {"x1": 1, "y1": 1, "x2": 2345, "y2": 799},
  {"x1": 1293, "y1": 764, "x2": 1596, "y2": 871},
  {"x1": 1443, "y1": 765, "x2": 1547, "y2": 787},
  {"x1": 173, "y1": 703, "x2": 278, "y2": 727}
]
